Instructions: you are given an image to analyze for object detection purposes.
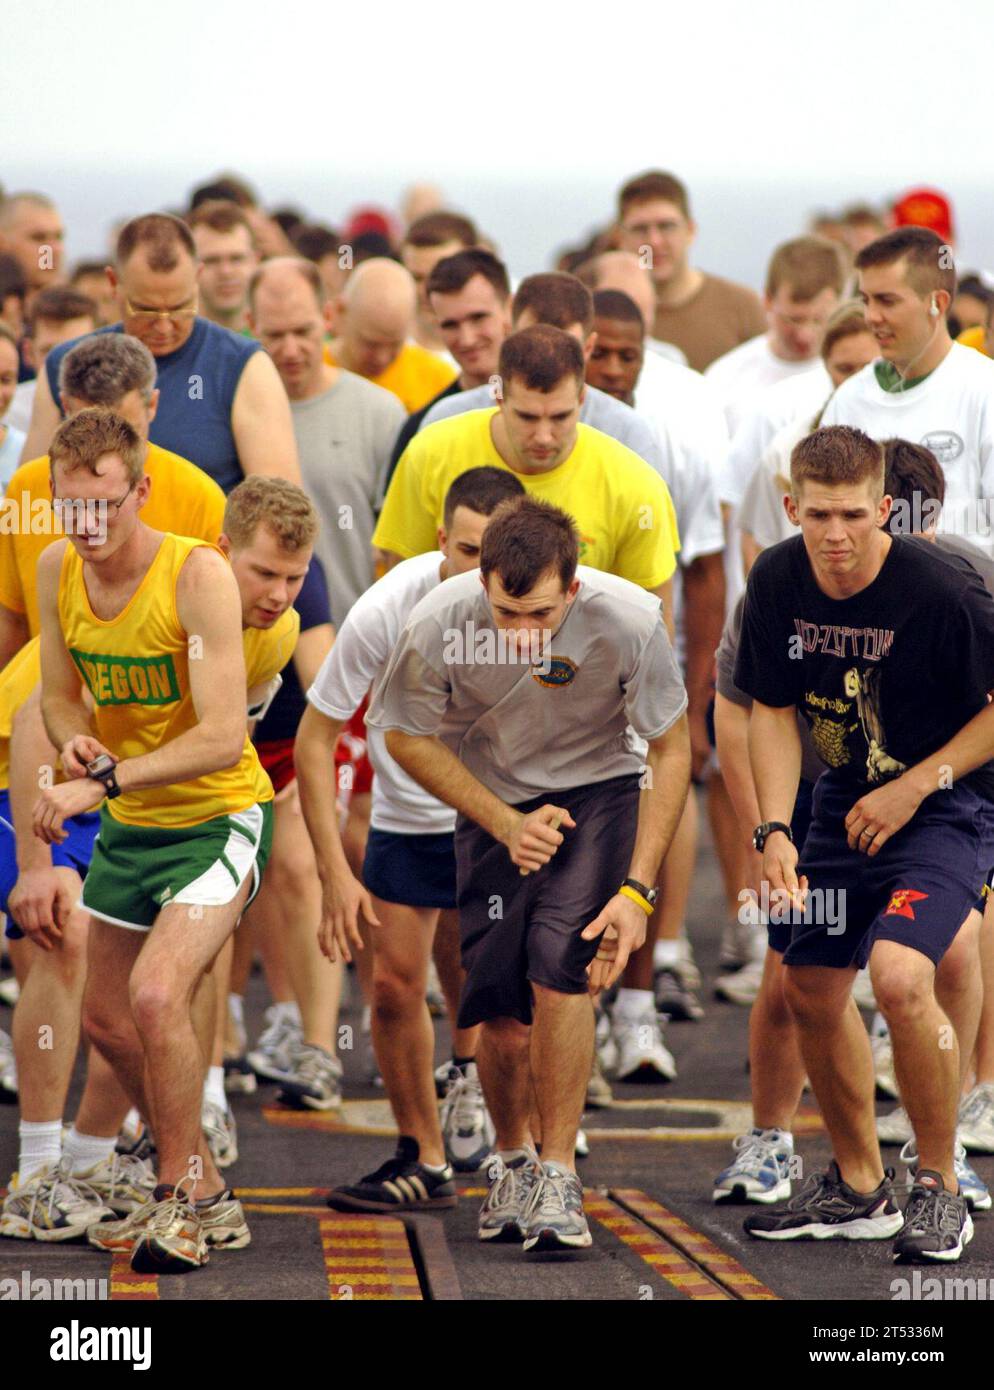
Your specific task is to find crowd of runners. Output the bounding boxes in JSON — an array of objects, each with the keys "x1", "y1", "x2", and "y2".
[{"x1": 0, "y1": 170, "x2": 992, "y2": 1275}]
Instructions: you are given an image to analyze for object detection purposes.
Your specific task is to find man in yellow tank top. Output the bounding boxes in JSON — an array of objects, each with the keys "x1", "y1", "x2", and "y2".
[{"x1": 32, "y1": 412, "x2": 316, "y2": 1273}]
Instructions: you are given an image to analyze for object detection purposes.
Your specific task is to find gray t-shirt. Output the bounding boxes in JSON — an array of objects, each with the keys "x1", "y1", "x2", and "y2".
[
  {"x1": 366, "y1": 565, "x2": 687, "y2": 805},
  {"x1": 293, "y1": 371, "x2": 405, "y2": 617},
  {"x1": 421, "y1": 381, "x2": 665, "y2": 474}
]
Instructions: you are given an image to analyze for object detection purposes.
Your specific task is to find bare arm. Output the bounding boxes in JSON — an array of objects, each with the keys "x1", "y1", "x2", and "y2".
[
  {"x1": 292, "y1": 622, "x2": 335, "y2": 695},
  {"x1": 626, "y1": 717, "x2": 692, "y2": 887},
  {"x1": 19, "y1": 364, "x2": 60, "y2": 466},
  {"x1": 230, "y1": 351, "x2": 301, "y2": 484},
  {"x1": 681, "y1": 550, "x2": 726, "y2": 781},
  {"x1": 37, "y1": 542, "x2": 101, "y2": 763},
  {"x1": 748, "y1": 700, "x2": 804, "y2": 904},
  {"x1": 0, "y1": 604, "x2": 28, "y2": 672}
]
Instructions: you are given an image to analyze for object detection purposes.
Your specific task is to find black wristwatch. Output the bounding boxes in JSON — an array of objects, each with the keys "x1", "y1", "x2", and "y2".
[
  {"x1": 86, "y1": 753, "x2": 122, "y2": 800},
  {"x1": 753, "y1": 822, "x2": 793, "y2": 853},
  {"x1": 621, "y1": 877, "x2": 659, "y2": 908}
]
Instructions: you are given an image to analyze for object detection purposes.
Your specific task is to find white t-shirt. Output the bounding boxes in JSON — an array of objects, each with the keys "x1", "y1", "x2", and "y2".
[
  {"x1": 820, "y1": 343, "x2": 994, "y2": 557},
  {"x1": 738, "y1": 415, "x2": 810, "y2": 551},
  {"x1": 6, "y1": 380, "x2": 34, "y2": 437},
  {"x1": 717, "y1": 365, "x2": 832, "y2": 507},
  {"x1": 307, "y1": 551, "x2": 456, "y2": 835},
  {"x1": 705, "y1": 334, "x2": 822, "y2": 436}
]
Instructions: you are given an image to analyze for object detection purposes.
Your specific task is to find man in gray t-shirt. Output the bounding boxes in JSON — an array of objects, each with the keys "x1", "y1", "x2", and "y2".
[
  {"x1": 368, "y1": 495, "x2": 690, "y2": 1253},
  {"x1": 250, "y1": 257, "x2": 405, "y2": 617}
]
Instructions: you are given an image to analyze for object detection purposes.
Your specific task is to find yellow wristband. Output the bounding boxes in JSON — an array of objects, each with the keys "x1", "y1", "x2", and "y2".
[{"x1": 619, "y1": 883, "x2": 654, "y2": 916}]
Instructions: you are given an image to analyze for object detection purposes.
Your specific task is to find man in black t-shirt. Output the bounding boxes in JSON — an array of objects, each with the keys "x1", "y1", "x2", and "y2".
[{"x1": 734, "y1": 424, "x2": 994, "y2": 1263}]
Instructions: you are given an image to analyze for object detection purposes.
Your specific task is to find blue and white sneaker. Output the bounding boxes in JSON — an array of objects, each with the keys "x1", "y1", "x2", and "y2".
[
  {"x1": 521, "y1": 1161, "x2": 592, "y2": 1252},
  {"x1": 713, "y1": 1128, "x2": 794, "y2": 1204},
  {"x1": 478, "y1": 1150, "x2": 542, "y2": 1242},
  {"x1": 439, "y1": 1062, "x2": 495, "y2": 1172},
  {"x1": 900, "y1": 1139, "x2": 991, "y2": 1213}
]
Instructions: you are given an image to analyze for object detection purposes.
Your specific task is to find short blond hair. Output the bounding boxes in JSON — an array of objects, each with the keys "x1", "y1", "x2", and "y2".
[
  {"x1": 222, "y1": 477, "x2": 319, "y2": 553},
  {"x1": 48, "y1": 407, "x2": 145, "y2": 485}
]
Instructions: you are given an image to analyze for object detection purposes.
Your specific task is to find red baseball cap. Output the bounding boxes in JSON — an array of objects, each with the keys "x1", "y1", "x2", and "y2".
[{"x1": 891, "y1": 187, "x2": 954, "y2": 244}]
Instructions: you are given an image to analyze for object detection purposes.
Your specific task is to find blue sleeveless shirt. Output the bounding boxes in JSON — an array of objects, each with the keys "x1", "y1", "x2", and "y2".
[{"x1": 47, "y1": 319, "x2": 260, "y2": 494}]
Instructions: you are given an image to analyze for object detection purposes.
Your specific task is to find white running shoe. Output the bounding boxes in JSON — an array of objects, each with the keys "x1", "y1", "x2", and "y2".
[
  {"x1": 877, "y1": 1104, "x2": 913, "y2": 1146},
  {"x1": 0, "y1": 1027, "x2": 17, "y2": 1096},
  {"x1": 0, "y1": 1159, "x2": 115, "y2": 1241},
  {"x1": 713, "y1": 1129, "x2": 794, "y2": 1204},
  {"x1": 439, "y1": 1062, "x2": 495, "y2": 1172},
  {"x1": 612, "y1": 1007, "x2": 676, "y2": 1082},
  {"x1": 714, "y1": 954, "x2": 765, "y2": 1006},
  {"x1": 247, "y1": 1005, "x2": 303, "y2": 1084},
  {"x1": 279, "y1": 1043, "x2": 344, "y2": 1111},
  {"x1": 74, "y1": 1151, "x2": 157, "y2": 1215},
  {"x1": 871, "y1": 1032, "x2": 899, "y2": 1099},
  {"x1": 595, "y1": 1009, "x2": 618, "y2": 1075},
  {"x1": 719, "y1": 918, "x2": 758, "y2": 972},
  {"x1": 959, "y1": 1083, "x2": 994, "y2": 1154},
  {"x1": 202, "y1": 1100, "x2": 238, "y2": 1169}
]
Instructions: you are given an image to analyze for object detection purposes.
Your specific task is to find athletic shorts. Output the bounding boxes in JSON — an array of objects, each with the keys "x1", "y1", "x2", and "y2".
[
  {"x1": 363, "y1": 828, "x2": 456, "y2": 909},
  {"x1": 974, "y1": 866, "x2": 994, "y2": 915},
  {"x1": 256, "y1": 737, "x2": 297, "y2": 796},
  {"x1": 334, "y1": 699, "x2": 373, "y2": 800},
  {"x1": 454, "y1": 773, "x2": 640, "y2": 1028},
  {"x1": 766, "y1": 777, "x2": 815, "y2": 955},
  {"x1": 783, "y1": 774, "x2": 994, "y2": 971},
  {"x1": 80, "y1": 801, "x2": 274, "y2": 933},
  {"x1": 0, "y1": 789, "x2": 100, "y2": 940}
]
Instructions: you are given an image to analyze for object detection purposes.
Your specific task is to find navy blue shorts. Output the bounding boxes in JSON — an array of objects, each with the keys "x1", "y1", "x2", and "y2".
[
  {"x1": 767, "y1": 777, "x2": 815, "y2": 955},
  {"x1": 0, "y1": 789, "x2": 100, "y2": 939},
  {"x1": 783, "y1": 774, "x2": 994, "y2": 971},
  {"x1": 454, "y1": 774, "x2": 640, "y2": 1027},
  {"x1": 362, "y1": 827, "x2": 456, "y2": 910}
]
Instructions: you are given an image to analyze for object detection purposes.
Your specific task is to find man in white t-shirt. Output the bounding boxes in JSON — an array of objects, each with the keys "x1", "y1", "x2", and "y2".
[
  {"x1": 705, "y1": 236, "x2": 846, "y2": 437},
  {"x1": 820, "y1": 226, "x2": 994, "y2": 558},
  {"x1": 294, "y1": 467, "x2": 525, "y2": 1215}
]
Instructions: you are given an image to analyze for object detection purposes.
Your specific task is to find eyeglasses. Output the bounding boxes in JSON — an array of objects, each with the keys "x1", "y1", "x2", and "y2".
[
  {"x1": 50, "y1": 481, "x2": 137, "y2": 524},
  {"x1": 124, "y1": 294, "x2": 198, "y2": 324}
]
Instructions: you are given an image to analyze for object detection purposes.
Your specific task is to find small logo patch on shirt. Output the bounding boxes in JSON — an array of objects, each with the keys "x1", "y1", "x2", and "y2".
[
  {"x1": 532, "y1": 657, "x2": 577, "y2": 688},
  {"x1": 884, "y1": 888, "x2": 929, "y2": 920},
  {"x1": 920, "y1": 430, "x2": 964, "y2": 464}
]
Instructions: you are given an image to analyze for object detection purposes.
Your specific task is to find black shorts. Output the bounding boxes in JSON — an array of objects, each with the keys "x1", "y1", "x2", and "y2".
[
  {"x1": 454, "y1": 774, "x2": 640, "y2": 1027},
  {"x1": 362, "y1": 828, "x2": 456, "y2": 910},
  {"x1": 782, "y1": 773, "x2": 994, "y2": 971},
  {"x1": 767, "y1": 777, "x2": 815, "y2": 955}
]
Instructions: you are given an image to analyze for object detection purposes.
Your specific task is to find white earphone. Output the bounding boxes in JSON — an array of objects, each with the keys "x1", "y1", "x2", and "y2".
[{"x1": 930, "y1": 296, "x2": 940, "y2": 318}]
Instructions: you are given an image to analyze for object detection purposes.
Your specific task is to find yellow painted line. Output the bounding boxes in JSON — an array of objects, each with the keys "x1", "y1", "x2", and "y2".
[
  {"x1": 236, "y1": 1187, "x2": 330, "y2": 1198},
  {"x1": 585, "y1": 1196, "x2": 730, "y2": 1300},
  {"x1": 109, "y1": 1251, "x2": 158, "y2": 1301},
  {"x1": 319, "y1": 1216, "x2": 423, "y2": 1301},
  {"x1": 611, "y1": 1189, "x2": 779, "y2": 1300}
]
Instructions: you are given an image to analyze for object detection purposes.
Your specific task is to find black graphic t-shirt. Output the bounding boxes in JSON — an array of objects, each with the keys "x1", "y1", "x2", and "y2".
[{"x1": 734, "y1": 535, "x2": 994, "y2": 799}]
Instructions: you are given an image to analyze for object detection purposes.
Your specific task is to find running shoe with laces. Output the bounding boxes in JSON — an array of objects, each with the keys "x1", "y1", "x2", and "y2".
[
  {"x1": 958, "y1": 1082, "x2": 994, "y2": 1154},
  {"x1": 478, "y1": 1150, "x2": 542, "y2": 1241},
  {"x1": 202, "y1": 1099, "x2": 238, "y2": 1169},
  {"x1": 653, "y1": 966, "x2": 704, "y2": 1021},
  {"x1": 129, "y1": 1181, "x2": 208, "y2": 1274},
  {"x1": 224, "y1": 1055, "x2": 258, "y2": 1095},
  {"x1": 586, "y1": 1051, "x2": 613, "y2": 1109},
  {"x1": 439, "y1": 1062, "x2": 495, "y2": 1172},
  {"x1": 877, "y1": 1104, "x2": 914, "y2": 1145},
  {"x1": 89, "y1": 1185, "x2": 250, "y2": 1252},
  {"x1": 278, "y1": 1042, "x2": 344, "y2": 1111},
  {"x1": 713, "y1": 1129, "x2": 794, "y2": 1204},
  {"x1": 714, "y1": 954, "x2": 765, "y2": 1006},
  {"x1": 325, "y1": 1136, "x2": 458, "y2": 1213},
  {"x1": 595, "y1": 1008, "x2": 618, "y2": 1075},
  {"x1": 434, "y1": 1058, "x2": 455, "y2": 1099},
  {"x1": 899, "y1": 1139, "x2": 991, "y2": 1213},
  {"x1": 247, "y1": 1005, "x2": 303, "y2": 1084},
  {"x1": 0, "y1": 1027, "x2": 17, "y2": 1097},
  {"x1": 0, "y1": 1158, "x2": 115, "y2": 1241},
  {"x1": 521, "y1": 1161, "x2": 592, "y2": 1252},
  {"x1": 871, "y1": 1031, "x2": 899, "y2": 1099},
  {"x1": 744, "y1": 1160, "x2": 903, "y2": 1241},
  {"x1": 612, "y1": 1006, "x2": 676, "y2": 1082},
  {"x1": 75, "y1": 1151, "x2": 157, "y2": 1214},
  {"x1": 892, "y1": 1170, "x2": 974, "y2": 1263}
]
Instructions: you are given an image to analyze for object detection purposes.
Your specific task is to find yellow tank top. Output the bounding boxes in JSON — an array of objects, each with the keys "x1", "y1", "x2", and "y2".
[
  {"x1": 57, "y1": 534, "x2": 273, "y2": 828},
  {"x1": 0, "y1": 636, "x2": 41, "y2": 792}
]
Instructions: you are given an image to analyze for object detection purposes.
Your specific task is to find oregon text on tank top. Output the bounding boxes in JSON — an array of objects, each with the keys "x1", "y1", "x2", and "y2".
[
  {"x1": 57, "y1": 533, "x2": 272, "y2": 827},
  {"x1": 47, "y1": 321, "x2": 259, "y2": 494}
]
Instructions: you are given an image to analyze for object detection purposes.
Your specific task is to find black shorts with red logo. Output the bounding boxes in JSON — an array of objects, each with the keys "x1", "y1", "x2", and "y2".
[{"x1": 783, "y1": 772, "x2": 994, "y2": 971}]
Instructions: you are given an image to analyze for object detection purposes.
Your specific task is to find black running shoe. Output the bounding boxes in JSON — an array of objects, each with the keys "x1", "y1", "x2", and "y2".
[
  {"x1": 326, "y1": 1137, "x2": 458, "y2": 1213},
  {"x1": 892, "y1": 1169, "x2": 974, "y2": 1264},
  {"x1": 744, "y1": 1160, "x2": 903, "y2": 1241},
  {"x1": 653, "y1": 967, "x2": 704, "y2": 1022}
]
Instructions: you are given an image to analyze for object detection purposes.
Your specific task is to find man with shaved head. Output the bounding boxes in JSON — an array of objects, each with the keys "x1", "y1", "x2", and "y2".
[
  {"x1": 579, "y1": 251, "x2": 683, "y2": 364},
  {"x1": 0, "y1": 194, "x2": 66, "y2": 309},
  {"x1": 22, "y1": 213, "x2": 299, "y2": 493},
  {"x1": 326, "y1": 258, "x2": 456, "y2": 412}
]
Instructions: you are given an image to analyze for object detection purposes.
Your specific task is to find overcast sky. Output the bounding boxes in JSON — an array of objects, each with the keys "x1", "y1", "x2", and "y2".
[{"x1": 4, "y1": 0, "x2": 991, "y2": 279}]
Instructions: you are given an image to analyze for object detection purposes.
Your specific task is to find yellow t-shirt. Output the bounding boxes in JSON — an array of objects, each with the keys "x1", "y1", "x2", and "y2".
[
  {"x1": 57, "y1": 534, "x2": 272, "y2": 828},
  {"x1": 957, "y1": 325, "x2": 990, "y2": 357},
  {"x1": 324, "y1": 342, "x2": 456, "y2": 413},
  {"x1": 0, "y1": 636, "x2": 40, "y2": 792},
  {"x1": 373, "y1": 408, "x2": 679, "y2": 589},
  {"x1": 0, "y1": 444, "x2": 227, "y2": 638}
]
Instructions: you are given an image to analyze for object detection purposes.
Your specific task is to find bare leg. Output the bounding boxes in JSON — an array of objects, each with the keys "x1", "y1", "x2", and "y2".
[
  {"x1": 82, "y1": 917, "x2": 150, "y2": 1118},
  {"x1": 750, "y1": 949, "x2": 806, "y2": 1130},
  {"x1": 784, "y1": 963, "x2": 884, "y2": 1191},
  {"x1": 368, "y1": 897, "x2": 444, "y2": 1165},
  {"x1": 973, "y1": 894, "x2": 994, "y2": 1084},
  {"x1": 655, "y1": 793, "x2": 699, "y2": 945},
  {"x1": 432, "y1": 907, "x2": 478, "y2": 1059},
  {"x1": 708, "y1": 774, "x2": 751, "y2": 919},
  {"x1": 74, "y1": 1045, "x2": 133, "y2": 1139},
  {"x1": 530, "y1": 987, "x2": 593, "y2": 1169},
  {"x1": 934, "y1": 910, "x2": 983, "y2": 1091},
  {"x1": 476, "y1": 1016, "x2": 533, "y2": 1151},
  {"x1": 871, "y1": 939, "x2": 958, "y2": 1191}
]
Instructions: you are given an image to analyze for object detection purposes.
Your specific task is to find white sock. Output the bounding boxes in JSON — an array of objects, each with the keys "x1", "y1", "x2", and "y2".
[
  {"x1": 614, "y1": 987, "x2": 653, "y2": 1021},
  {"x1": 204, "y1": 1065, "x2": 226, "y2": 1110},
  {"x1": 228, "y1": 993, "x2": 244, "y2": 1029},
  {"x1": 18, "y1": 1119, "x2": 63, "y2": 1180},
  {"x1": 653, "y1": 939, "x2": 682, "y2": 968},
  {"x1": 63, "y1": 1127, "x2": 117, "y2": 1175}
]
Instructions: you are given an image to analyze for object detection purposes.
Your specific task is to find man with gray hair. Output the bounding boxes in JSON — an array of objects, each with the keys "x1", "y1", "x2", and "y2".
[{"x1": 0, "y1": 333, "x2": 225, "y2": 669}]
